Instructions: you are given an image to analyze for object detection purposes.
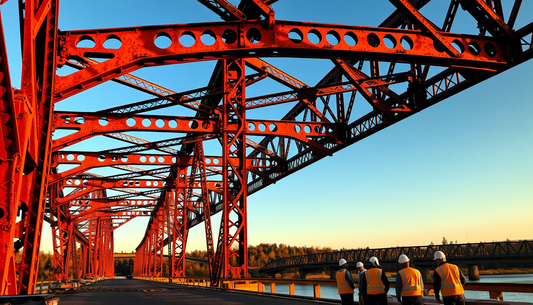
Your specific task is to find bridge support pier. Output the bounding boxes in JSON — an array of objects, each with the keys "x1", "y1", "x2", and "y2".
[
  {"x1": 330, "y1": 268, "x2": 337, "y2": 279},
  {"x1": 468, "y1": 265, "x2": 480, "y2": 281},
  {"x1": 419, "y1": 267, "x2": 432, "y2": 282}
]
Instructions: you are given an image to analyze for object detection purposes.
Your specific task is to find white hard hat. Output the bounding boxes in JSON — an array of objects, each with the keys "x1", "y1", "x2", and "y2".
[
  {"x1": 433, "y1": 251, "x2": 446, "y2": 260},
  {"x1": 369, "y1": 256, "x2": 379, "y2": 266},
  {"x1": 356, "y1": 262, "x2": 364, "y2": 268},
  {"x1": 398, "y1": 254, "x2": 409, "y2": 264},
  {"x1": 339, "y1": 258, "x2": 347, "y2": 266}
]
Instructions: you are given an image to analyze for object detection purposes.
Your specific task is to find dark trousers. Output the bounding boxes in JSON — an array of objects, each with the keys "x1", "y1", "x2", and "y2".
[
  {"x1": 443, "y1": 295, "x2": 466, "y2": 305},
  {"x1": 401, "y1": 296, "x2": 424, "y2": 305},
  {"x1": 368, "y1": 294, "x2": 388, "y2": 305},
  {"x1": 340, "y1": 293, "x2": 354, "y2": 305}
]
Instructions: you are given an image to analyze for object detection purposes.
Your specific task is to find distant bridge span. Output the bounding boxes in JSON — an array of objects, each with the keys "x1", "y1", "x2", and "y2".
[{"x1": 260, "y1": 240, "x2": 533, "y2": 275}]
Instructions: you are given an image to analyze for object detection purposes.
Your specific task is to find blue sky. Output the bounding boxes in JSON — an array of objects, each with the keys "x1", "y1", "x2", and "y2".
[{"x1": 1, "y1": 0, "x2": 532, "y2": 253}]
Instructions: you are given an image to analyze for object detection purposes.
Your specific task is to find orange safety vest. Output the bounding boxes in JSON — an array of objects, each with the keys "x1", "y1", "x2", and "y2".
[
  {"x1": 336, "y1": 269, "x2": 354, "y2": 294},
  {"x1": 365, "y1": 268, "x2": 385, "y2": 295},
  {"x1": 398, "y1": 267, "x2": 423, "y2": 296},
  {"x1": 435, "y1": 263, "x2": 464, "y2": 297}
]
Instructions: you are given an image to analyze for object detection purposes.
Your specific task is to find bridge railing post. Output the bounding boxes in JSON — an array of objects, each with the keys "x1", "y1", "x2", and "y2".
[
  {"x1": 288, "y1": 283, "x2": 295, "y2": 295},
  {"x1": 489, "y1": 291, "x2": 503, "y2": 301},
  {"x1": 313, "y1": 284, "x2": 321, "y2": 298}
]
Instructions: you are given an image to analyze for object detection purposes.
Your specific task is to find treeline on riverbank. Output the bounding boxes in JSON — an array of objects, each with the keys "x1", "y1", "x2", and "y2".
[
  {"x1": 37, "y1": 252, "x2": 54, "y2": 281},
  {"x1": 37, "y1": 243, "x2": 533, "y2": 279},
  {"x1": 185, "y1": 243, "x2": 335, "y2": 276}
]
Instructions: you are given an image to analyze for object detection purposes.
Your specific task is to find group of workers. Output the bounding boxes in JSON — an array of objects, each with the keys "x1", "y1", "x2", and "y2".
[{"x1": 336, "y1": 251, "x2": 467, "y2": 305}]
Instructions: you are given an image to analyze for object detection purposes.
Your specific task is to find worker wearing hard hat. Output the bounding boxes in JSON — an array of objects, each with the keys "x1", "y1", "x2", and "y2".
[
  {"x1": 356, "y1": 261, "x2": 366, "y2": 275},
  {"x1": 395, "y1": 254, "x2": 424, "y2": 305},
  {"x1": 433, "y1": 251, "x2": 466, "y2": 305},
  {"x1": 356, "y1": 262, "x2": 368, "y2": 305},
  {"x1": 336, "y1": 258, "x2": 356, "y2": 305},
  {"x1": 358, "y1": 256, "x2": 390, "y2": 305}
]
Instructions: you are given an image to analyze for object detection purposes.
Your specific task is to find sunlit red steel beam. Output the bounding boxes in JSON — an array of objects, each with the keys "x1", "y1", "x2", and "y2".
[
  {"x1": 216, "y1": 58, "x2": 248, "y2": 282},
  {"x1": 57, "y1": 184, "x2": 165, "y2": 206},
  {"x1": 193, "y1": 142, "x2": 217, "y2": 283},
  {"x1": 54, "y1": 21, "x2": 506, "y2": 101},
  {"x1": 14, "y1": 0, "x2": 59, "y2": 294},
  {"x1": 108, "y1": 165, "x2": 174, "y2": 180},
  {"x1": 0, "y1": 11, "x2": 24, "y2": 295},
  {"x1": 170, "y1": 170, "x2": 189, "y2": 277},
  {"x1": 53, "y1": 112, "x2": 339, "y2": 153},
  {"x1": 51, "y1": 151, "x2": 276, "y2": 184}
]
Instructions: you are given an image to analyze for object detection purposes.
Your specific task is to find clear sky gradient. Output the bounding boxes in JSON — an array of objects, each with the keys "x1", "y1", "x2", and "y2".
[{"x1": 1, "y1": 1, "x2": 532, "y2": 253}]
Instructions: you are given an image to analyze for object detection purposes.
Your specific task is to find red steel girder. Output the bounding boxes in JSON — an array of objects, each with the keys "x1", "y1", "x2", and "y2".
[
  {"x1": 69, "y1": 177, "x2": 171, "y2": 190},
  {"x1": 50, "y1": 185, "x2": 78, "y2": 281},
  {"x1": 51, "y1": 151, "x2": 276, "y2": 184},
  {"x1": 53, "y1": 112, "x2": 339, "y2": 153},
  {"x1": 15, "y1": 0, "x2": 59, "y2": 294},
  {"x1": 0, "y1": 10, "x2": 23, "y2": 296},
  {"x1": 216, "y1": 58, "x2": 248, "y2": 282},
  {"x1": 54, "y1": 21, "x2": 507, "y2": 100},
  {"x1": 192, "y1": 142, "x2": 217, "y2": 284},
  {"x1": 59, "y1": 185, "x2": 163, "y2": 206},
  {"x1": 52, "y1": 112, "x2": 218, "y2": 151},
  {"x1": 50, "y1": 152, "x2": 193, "y2": 184}
]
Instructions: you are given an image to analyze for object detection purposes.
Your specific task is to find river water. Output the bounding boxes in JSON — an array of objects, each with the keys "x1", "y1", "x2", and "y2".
[{"x1": 263, "y1": 274, "x2": 533, "y2": 303}]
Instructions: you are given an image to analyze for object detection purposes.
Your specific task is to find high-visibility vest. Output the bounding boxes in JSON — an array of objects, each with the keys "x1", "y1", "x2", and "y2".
[
  {"x1": 398, "y1": 267, "x2": 423, "y2": 296},
  {"x1": 365, "y1": 268, "x2": 385, "y2": 295},
  {"x1": 435, "y1": 263, "x2": 464, "y2": 297},
  {"x1": 336, "y1": 269, "x2": 354, "y2": 294}
]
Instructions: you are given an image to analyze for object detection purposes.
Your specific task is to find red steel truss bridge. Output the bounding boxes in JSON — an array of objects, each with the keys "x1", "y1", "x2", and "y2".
[
  {"x1": 0, "y1": 0, "x2": 532, "y2": 295},
  {"x1": 259, "y1": 240, "x2": 533, "y2": 274}
]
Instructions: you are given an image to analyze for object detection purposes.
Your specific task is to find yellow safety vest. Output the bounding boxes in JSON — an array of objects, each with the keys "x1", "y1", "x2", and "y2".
[
  {"x1": 398, "y1": 267, "x2": 423, "y2": 296},
  {"x1": 435, "y1": 263, "x2": 464, "y2": 297},
  {"x1": 365, "y1": 268, "x2": 385, "y2": 295},
  {"x1": 336, "y1": 269, "x2": 354, "y2": 294}
]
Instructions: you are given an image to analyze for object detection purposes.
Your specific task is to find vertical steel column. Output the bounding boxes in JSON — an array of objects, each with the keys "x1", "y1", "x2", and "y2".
[
  {"x1": 166, "y1": 189, "x2": 174, "y2": 278},
  {"x1": 217, "y1": 58, "x2": 248, "y2": 281},
  {"x1": 71, "y1": 239, "x2": 80, "y2": 279},
  {"x1": 195, "y1": 142, "x2": 217, "y2": 285},
  {"x1": 50, "y1": 186, "x2": 73, "y2": 281},
  {"x1": 171, "y1": 168, "x2": 189, "y2": 277},
  {"x1": 154, "y1": 214, "x2": 164, "y2": 277},
  {"x1": 17, "y1": 0, "x2": 59, "y2": 294},
  {"x1": 104, "y1": 228, "x2": 114, "y2": 277},
  {"x1": 80, "y1": 243, "x2": 88, "y2": 279},
  {"x1": 0, "y1": 10, "x2": 21, "y2": 295}
]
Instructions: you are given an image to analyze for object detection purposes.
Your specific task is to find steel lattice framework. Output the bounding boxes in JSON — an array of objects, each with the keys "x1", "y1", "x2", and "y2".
[{"x1": 0, "y1": 0, "x2": 532, "y2": 295}]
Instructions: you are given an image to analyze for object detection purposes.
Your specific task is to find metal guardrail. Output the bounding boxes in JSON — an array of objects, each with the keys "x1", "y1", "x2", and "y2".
[
  {"x1": 260, "y1": 240, "x2": 533, "y2": 273},
  {"x1": 137, "y1": 276, "x2": 533, "y2": 303},
  {"x1": 34, "y1": 281, "x2": 53, "y2": 294}
]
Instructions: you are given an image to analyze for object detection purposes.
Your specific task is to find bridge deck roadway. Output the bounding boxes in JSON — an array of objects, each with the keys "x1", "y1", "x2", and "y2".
[{"x1": 57, "y1": 278, "x2": 331, "y2": 305}]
